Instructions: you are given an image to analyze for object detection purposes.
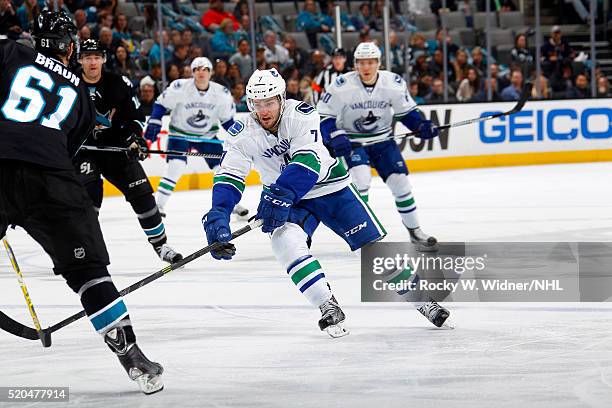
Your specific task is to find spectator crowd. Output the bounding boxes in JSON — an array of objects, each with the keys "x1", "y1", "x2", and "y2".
[{"x1": 0, "y1": 0, "x2": 610, "y2": 111}]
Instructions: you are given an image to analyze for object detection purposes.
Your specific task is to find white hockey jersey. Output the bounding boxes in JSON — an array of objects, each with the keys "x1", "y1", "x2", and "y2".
[
  {"x1": 156, "y1": 79, "x2": 235, "y2": 142},
  {"x1": 214, "y1": 99, "x2": 351, "y2": 200},
  {"x1": 316, "y1": 70, "x2": 417, "y2": 144}
]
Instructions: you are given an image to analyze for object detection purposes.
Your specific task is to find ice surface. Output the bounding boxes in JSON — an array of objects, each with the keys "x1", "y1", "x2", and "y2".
[{"x1": 1, "y1": 163, "x2": 612, "y2": 407}]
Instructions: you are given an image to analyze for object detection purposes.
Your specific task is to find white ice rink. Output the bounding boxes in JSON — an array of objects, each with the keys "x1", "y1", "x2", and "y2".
[{"x1": 1, "y1": 162, "x2": 612, "y2": 408}]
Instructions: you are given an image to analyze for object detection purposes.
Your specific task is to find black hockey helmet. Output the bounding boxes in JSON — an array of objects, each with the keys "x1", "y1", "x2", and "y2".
[
  {"x1": 31, "y1": 9, "x2": 78, "y2": 57},
  {"x1": 331, "y1": 48, "x2": 347, "y2": 58},
  {"x1": 79, "y1": 39, "x2": 106, "y2": 59}
]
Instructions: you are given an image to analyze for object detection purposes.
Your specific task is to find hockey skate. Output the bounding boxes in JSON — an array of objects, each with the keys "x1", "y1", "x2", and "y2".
[
  {"x1": 155, "y1": 243, "x2": 183, "y2": 263},
  {"x1": 417, "y1": 298, "x2": 451, "y2": 328},
  {"x1": 318, "y1": 296, "x2": 349, "y2": 338},
  {"x1": 231, "y1": 204, "x2": 250, "y2": 220},
  {"x1": 408, "y1": 227, "x2": 438, "y2": 252},
  {"x1": 104, "y1": 327, "x2": 164, "y2": 395}
]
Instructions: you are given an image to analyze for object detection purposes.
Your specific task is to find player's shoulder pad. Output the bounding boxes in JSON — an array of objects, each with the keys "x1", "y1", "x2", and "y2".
[
  {"x1": 121, "y1": 75, "x2": 133, "y2": 88},
  {"x1": 381, "y1": 70, "x2": 406, "y2": 87},
  {"x1": 227, "y1": 119, "x2": 245, "y2": 137},
  {"x1": 170, "y1": 78, "x2": 189, "y2": 90},
  {"x1": 104, "y1": 72, "x2": 133, "y2": 92},
  {"x1": 284, "y1": 100, "x2": 317, "y2": 122},
  {"x1": 334, "y1": 73, "x2": 347, "y2": 87},
  {"x1": 294, "y1": 101, "x2": 315, "y2": 116},
  {"x1": 209, "y1": 80, "x2": 230, "y2": 94}
]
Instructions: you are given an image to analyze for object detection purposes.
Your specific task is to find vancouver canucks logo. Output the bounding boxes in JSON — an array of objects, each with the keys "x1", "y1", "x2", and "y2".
[
  {"x1": 186, "y1": 109, "x2": 209, "y2": 128},
  {"x1": 353, "y1": 110, "x2": 380, "y2": 133}
]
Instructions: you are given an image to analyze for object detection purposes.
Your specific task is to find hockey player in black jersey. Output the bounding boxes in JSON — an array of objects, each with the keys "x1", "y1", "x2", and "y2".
[
  {"x1": 0, "y1": 10, "x2": 163, "y2": 394},
  {"x1": 74, "y1": 39, "x2": 182, "y2": 263}
]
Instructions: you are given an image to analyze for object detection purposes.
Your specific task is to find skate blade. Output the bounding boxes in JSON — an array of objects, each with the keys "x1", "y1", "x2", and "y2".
[
  {"x1": 440, "y1": 316, "x2": 455, "y2": 330},
  {"x1": 324, "y1": 323, "x2": 350, "y2": 338},
  {"x1": 135, "y1": 374, "x2": 164, "y2": 395},
  {"x1": 433, "y1": 313, "x2": 454, "y2": 330}
]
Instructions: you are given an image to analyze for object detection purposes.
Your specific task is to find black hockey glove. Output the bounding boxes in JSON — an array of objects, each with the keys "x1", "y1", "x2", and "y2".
[{"x1": 125, "y1": 133, "x2": 149, "y2": 161}]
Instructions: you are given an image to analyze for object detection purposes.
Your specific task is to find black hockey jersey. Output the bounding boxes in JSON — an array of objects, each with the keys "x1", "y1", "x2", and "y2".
[
  {"x1": 0, "y1": 40, "x2": 95, "y2": 170},
  {"x1": 82, "y1": 71, "x2": 145, "y2": 147}
]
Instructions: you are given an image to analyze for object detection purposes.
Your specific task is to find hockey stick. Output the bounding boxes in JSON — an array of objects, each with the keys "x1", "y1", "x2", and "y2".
[
  {"x1": 167, "y1": 134, "x2": 224, "y2": 144},
  {"x1": 358, "y1": 82, "x2": 533, "y2": 147},
  {"x1": 2, "y1": 238, "x2": 51, "y2": 347},
  {"x1": 0, "y1": 219, "x2": 263, "y2": 345},
  {"x1": 80, "y1": 145, "x2": 222, "y2": 159}
]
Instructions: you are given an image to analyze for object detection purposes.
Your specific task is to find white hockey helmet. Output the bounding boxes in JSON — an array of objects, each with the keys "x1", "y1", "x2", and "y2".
[
  {"x1": 245, "y1": 68, "x2": 286, "y2": 112},
  {"x1": 191, "y1": 56, "x2": 213, "y2": 71},
  {"x1": 353, "y1": 41, "x2": 382, "y2": 63}
]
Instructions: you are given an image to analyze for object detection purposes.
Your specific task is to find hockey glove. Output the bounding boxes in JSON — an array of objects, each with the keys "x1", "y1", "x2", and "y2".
[
  {"x1": 416, "y1": 120, "x2": 440, "y2": 140},
  {"x1": 203, "y1": 208, "x2": 236, "y2": 260},
  {"x1": 125, "y1": 133, "x2": 149, "y2": 161},
  {"x1": 328, "y1": 131, "x2": 352, "y2": 159},
  {"x1": 144, "y1": 119, "x2": 162, "y2": 143},
  {"x1": 256, "y1": 183, "x2": 295, "y2": 234}
]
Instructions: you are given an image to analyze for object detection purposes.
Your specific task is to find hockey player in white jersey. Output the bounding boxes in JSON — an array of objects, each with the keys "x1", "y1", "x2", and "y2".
[
  {"x1": 202, "y1": 68, "x2": 449, "y2": 337},
  {"x1": 143, "y1": 57, "x2": 249, "y2": 218},
  {"x1": 317, "y1": 42, "x2": 439, "y2": 251}
]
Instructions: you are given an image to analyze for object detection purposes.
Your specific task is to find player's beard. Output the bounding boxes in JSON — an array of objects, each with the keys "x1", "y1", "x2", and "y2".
[
  {"x1": 252, "y1": 96, "x2": 285, "y2": 132},
  {"x1": 254, "y1": 111, "x2": 280, "y2": 132}
]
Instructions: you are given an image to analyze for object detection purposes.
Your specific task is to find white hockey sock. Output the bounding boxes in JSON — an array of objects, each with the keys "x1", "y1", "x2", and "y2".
[
  {"x1": 350, "y1": 164, "x2": 372, "y2": 203},
  {"x1": 271, "y1": 223, "x2": 332, "y2": 307},
  {"x1": 286, "y1": 255, "x2": 332, "y2": 307},
  {"x1": 383, "y1": 267, "x2": 427, "y2": 308},
  {"x1": 156, "y1": 159, "x2": 186, "y2": 209},
  {"x1": 386, "y1": 173, "x2": 420, "y2": 229}
]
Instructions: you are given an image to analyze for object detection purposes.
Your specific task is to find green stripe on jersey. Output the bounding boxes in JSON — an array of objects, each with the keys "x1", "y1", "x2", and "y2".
[
  {"x1": 291, "y1": 152, "x2": 321, "y2": 173},
  {"x1": 213, "y1": 175, "x2": 245, "y2": 192},
  {"x1": 169, "y1": 124, "x2": 219, "y2": 137},
  {"x1": 291, "y1": 259, "x2": 322, "y2": 285},
  {"x1": 328, "y1": 160, "x2": 348, "y2": 180},
  {"x1": 346, "y1": 129, "x2": 391, "y2": 139},
  {"x1": 393, "y1": 110, "x2": 412, "y2": 118},
  {"x1": 315, "y1": 160, "x2": 349, "y2": 186}
]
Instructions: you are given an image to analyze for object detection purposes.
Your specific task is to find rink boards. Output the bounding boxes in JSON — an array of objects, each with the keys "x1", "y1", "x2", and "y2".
[{"x1": 103, "y1": 98, "x2": 612, "y2": 196}]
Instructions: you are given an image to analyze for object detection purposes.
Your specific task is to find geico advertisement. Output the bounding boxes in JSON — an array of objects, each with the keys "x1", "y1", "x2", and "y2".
[
  {"x1": 141, "y1": 98, "x2": 612, "y2": 177},
  {"x1": 398, "y1": 98, "x2": 612, "y2": 158}
]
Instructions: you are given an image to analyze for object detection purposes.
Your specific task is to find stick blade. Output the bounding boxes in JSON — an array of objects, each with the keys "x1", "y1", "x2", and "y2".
[
  {"x1": 0, "y1": 311, "x2": 40, "y2": 340},
  {"x1": 39, "y1": 329, "x2": 52, "y2": 347}
]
